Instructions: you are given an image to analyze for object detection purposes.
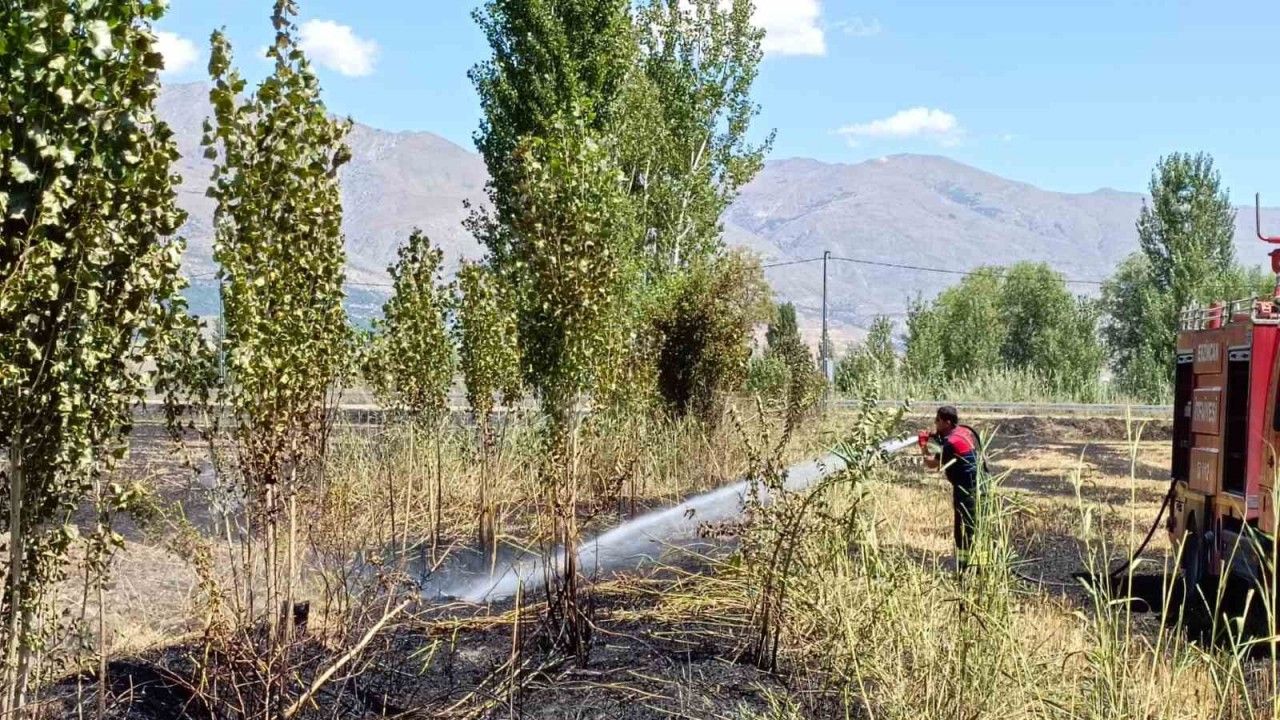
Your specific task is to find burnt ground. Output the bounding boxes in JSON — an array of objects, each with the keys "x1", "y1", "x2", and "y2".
[{"x1": 39, "y1": 570, "x2": 798, "y2": 720}]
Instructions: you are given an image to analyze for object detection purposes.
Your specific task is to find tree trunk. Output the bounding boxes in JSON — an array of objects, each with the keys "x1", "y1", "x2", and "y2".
[
  {"x1": 433, "y1": 422, "x2": 443, "y2": 557},
  {"x1": 265, "y1": 484, "x2": 278, "y2": 648},
  {"x1": 97, "y1": 569, "x2": 107, "y2": 720},
  {"x1": 477, "y1": 414, "x2": 494, "y2": 563},
  {"x1": 3, "y1": 433, "x2": 26, "y2": 716},
  {"x1": 285, "y1": 487, "x2": 297, "y2": 643}
]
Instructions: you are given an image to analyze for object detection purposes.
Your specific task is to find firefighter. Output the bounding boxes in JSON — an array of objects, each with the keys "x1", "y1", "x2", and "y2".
[{"x1": 919, "y1": 406, "x2": 984, "y2": 571}]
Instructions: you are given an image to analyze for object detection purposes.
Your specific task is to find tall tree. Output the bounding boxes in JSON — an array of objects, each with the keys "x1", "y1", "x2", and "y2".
[
  {"x1": 0, "y1": 1, "x2": 191, "y2": 709},
  {"x1": 999, "y1": 261, "x2": 1103, "y2": 395},
  {"x1": 835, "y1": 315, "x2": 897, "y2": 392},
  {"x1": 1137, "y1": 152, "x2": 1237, "y2": 315},
  {"x1": 1103, "y1": 153, "x2": 1245, "y2": 398},
  {"x1": 469, "y1": 0, "x2": 636, "y2": 268},
  {"x1": 626, "y1": 0, "x2": 772, "y2": 271},
  {"x1": 203, "y1": 0, "x2": 353, "y2": 660},
  {"x1": 626, "y1": 0, "x2": 774, "y2": 421},
  {"x1": 367, "y1": 230, "x2": 456, "y2": 551},
  {"x1": 471, "y1": 0, "x2": 642, "y2": 662},
  {"x1": 765, "y1": 302, "x2": 802, "y2": 357},
  {"x1": 508, "y1": 114, "x2": 640, "y2": 661},
  {"x1": 454, "y1": 261, "x2": 522, "y2": 557},
  {"x1": 936, "y1": 268, "x2": 1005, "y2": 377}
]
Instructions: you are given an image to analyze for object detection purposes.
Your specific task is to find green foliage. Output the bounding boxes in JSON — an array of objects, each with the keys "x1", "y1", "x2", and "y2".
[
  {"x1": 1102, "y1": 153, "x2": 1256, "y2": 399},
  {"x1": 902, "y1": 264, "x2": 1104, "y2": 400},
  {"x1": 204, "y1": 3, "x2": 354, "y2": 487},
  {"x1": 834, "y1": 315, "x2": 897, "y2": 393},
  {"x1": 901, "y1": 294, "x2": 946, "y2": 392},
  {"x1": 765, "y1": 302, "x2": 802, "y2": 356},
  {"x1": 625, "y1": 0, "x2": 773, "y2": 271},
  {"x1": 746, "y1": 353, "x2": 788, "y2": 397},
  {"x1": 471, "y1": 0, "x2": 643, "y2": 661},
  {"x1": 751, "y1": 302, "x2": 822, "y2": 420},
  {"x1": 455, "y1": 261, "x2": 522, "y2": 420},
  {"x1": 1137, "y1": 152, "x2": 1237, "y2": 314},
  {"x1": 368, "y1": 230, "x2": 457, "y2": 428},
  {"x1": 652, "y1": 249, "x2": 771, "y2": 421},
  {"x1": 469, "y1": 0, "x2": 635, "y2": 269},
  {"x1": 999, "y1": 263, "x2": 1104, "y2": 400},
  {"x1": 0, "y1": 0, "x2": 191, "y2": 705},
  {"x1": 506, "y1": 115, "x2": 640, "y2": 424}
]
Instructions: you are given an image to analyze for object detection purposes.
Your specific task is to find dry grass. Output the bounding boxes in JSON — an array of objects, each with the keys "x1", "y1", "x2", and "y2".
[
  {"x1": 711, "y1": 418, "x2": 1279, "y2": 720},
  {"x1": 38, "y1": 406, "x2": 1280, "y2": 719}
]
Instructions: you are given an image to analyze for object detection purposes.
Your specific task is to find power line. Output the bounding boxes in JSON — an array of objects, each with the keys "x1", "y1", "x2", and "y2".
[
  {"x1": 761, "y1": 256, "x2": 824, "y2": 269},
  {"x1": 764, "y1": 253, "x2": 1106, "y2": 286},
  {"x1": 829, "y1": 254, "x2": 1105, "y2": 285}
]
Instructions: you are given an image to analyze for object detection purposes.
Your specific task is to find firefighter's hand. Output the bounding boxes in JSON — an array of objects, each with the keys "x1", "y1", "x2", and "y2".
[{"x1": 917, "y1": 430, "x2": 930, "y2": 453}]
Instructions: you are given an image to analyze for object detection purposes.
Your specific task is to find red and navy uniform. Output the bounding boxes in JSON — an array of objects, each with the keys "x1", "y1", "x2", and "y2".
[{"x1": 932, "y1": 425, "x2": 983, "y2": 566}]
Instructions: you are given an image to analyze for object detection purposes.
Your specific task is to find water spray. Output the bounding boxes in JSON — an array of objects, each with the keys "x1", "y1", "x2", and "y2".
[{"x1": 451, "y1": 435, "x2": 918, "y2": 604}]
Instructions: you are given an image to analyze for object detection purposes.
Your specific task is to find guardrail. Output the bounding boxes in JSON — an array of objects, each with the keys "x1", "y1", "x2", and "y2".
[
  {"x1": 133, "y1": 398, "x2": 1174, "y2": 429},
  {"x1": 856, "y1": 400, "x2": 1172, "y2": 419}
]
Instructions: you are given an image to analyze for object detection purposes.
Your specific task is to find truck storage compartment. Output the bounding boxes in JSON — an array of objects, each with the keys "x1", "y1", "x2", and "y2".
[
  {"x1": 1172, "y1": 353, "x2": 1193, "y2": 483},
  {"x1": 1223, "y1": 348, "x2": 1250, "y2": 494}
]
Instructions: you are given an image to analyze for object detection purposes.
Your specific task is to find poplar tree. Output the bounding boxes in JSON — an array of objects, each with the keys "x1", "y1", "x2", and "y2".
[
  {"x1": 454, "y1": 261, "x2": 521, "y2": 557},
  {"x1": 202, "y1": 0, "x2": 353, "y2": 660},
  {"x1": 471, "y1": 0, "x2": 640, "y2": 661},
  {"x1": 1102, "y1": 153, "x2": 1247, "y2": 398},
  {"x1": 367, "y1": 230, "x2": 456, "y2": 550},
  {"x1": 0, "y1": 2, "x2": 190, "y2": 709}
]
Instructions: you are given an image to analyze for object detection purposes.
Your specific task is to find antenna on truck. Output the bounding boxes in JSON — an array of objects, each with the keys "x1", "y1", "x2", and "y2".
[{"x1": 1258, "y1": 194, "x2": 1280, "y2": 244}]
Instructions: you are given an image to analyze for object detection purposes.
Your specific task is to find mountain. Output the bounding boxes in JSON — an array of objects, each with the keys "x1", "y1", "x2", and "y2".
[{"x1": 156, "y1": 83, "x2": 1279, "y2": 345}]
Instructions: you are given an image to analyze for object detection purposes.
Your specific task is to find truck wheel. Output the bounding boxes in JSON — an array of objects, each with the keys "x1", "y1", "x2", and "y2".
[{"x1": 1171, "y1": 520, "x2": 1212, "y2": 630}]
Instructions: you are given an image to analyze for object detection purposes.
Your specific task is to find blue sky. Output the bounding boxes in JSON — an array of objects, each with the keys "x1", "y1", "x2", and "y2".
[{"x1": 155, "y1": 0, "x2": 1280, "y2": 199}]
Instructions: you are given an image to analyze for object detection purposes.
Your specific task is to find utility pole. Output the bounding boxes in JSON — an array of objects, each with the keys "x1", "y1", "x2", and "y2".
[{"x1": 821, "y1": 250, "x2": 830, "y2": 407}]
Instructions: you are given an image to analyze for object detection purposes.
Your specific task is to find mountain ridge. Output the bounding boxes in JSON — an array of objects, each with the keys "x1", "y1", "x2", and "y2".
[{"x1": 157, "y1": 82, "x2": 1278, "y2": 346}]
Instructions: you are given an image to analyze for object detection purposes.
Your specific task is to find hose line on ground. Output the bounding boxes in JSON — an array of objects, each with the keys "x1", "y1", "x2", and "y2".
[
  {"x1": 1104, "y1": 478, "x2": 1177, "y2": 580},
  {"x1": 1012, "y1": 479, "x2": 1177, "y2": 590}
]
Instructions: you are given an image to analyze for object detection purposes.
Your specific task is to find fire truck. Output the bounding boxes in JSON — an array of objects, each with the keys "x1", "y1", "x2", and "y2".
[{"x1": 1168, "y1": 196, "x2": 1280, "y2": 605}]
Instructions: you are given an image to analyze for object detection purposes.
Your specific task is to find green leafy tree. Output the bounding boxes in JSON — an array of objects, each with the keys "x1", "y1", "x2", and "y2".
[
  {"x1": 454, "y1": 260, "x2": 522, "y2": 555},
  {"x1": 624, "y1": 0, "x2": 774, "y2": 419},
  {"x1": 934, "y1": 268, "x2": 1005, "y2": 378},
  {"x1": 755, "y1": 301, "x2": 821, "y2": 421},
  {"x1": 468, "y1": 0, "x2": 635, "y2": 268},
  {"x1": 1103, "y1": 153, "x2": 1244, "y2": 399},
  {"x1": 505, "y1": 114, "x2": 640, "y2": 660},
  {"x1": 1137, "y1": 152, "x2": 1237, "y2": 316},
  {"x1": 471, "y1": 0, "x2": 642, "y2": 662},
  {"x1": 765, "y1": 302, "x2": 803, "y2": 357},
  {"x1": 835, "y1": 315, "x2": 897, "y2": 393},
  {"x1": 652, "y1": 249, "x2": 771, "y2": 422},
  {"x1": 903, "y1": 264, "x2": 1104, "y2": 399},
  {"x1": 902, "y1": 294, "x2": 946, "y2": 392},
  {"x1": 368, "y1": 230, "x2": 457, "y2": 550},
  {"x1": 999, "y1": 262, "x2": 1102, "y2": 396},
  {"x1": 626, "y1": 0, "x2": 772, "y2": 271},
  {"x1": 0, "y1": 2, "x2": 192, "y2": 709},
  {"x1": 203, "y1": 0, "x2": 353, "y2": 660}
]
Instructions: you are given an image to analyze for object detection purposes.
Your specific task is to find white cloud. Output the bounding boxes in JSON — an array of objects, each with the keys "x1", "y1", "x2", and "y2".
[
  {"x1": 298, "y1": 19, "x2": 378, "y2": 77},
  {"x1": 834, "y1": 17, "x2": 882, "y2": 37},
  {"x1": 754, "y1": 0, "x2": 826, "y2": 56},
  {"x1": 154, "y1": 31, "x2": 198, "y2": 76},
  {"x1": 838, "y1": 107, "x2": 962, "y2": 146}
]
